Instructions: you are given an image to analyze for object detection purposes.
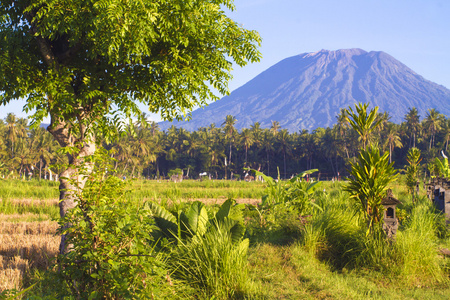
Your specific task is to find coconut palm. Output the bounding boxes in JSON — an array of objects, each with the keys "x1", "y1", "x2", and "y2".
[
  {"x1": 336, "y1": 108, "x2": 350, "y2": 159},
  {"x1": 240, "y1": 128, "x2": 254, "y2": 166},
  {"x1": 277, "y1": 129, "x2": 292, "y2": 179},
  {"x1": 270, "y1": 121, "x2": 281, "y2": 136},
  {"x1": 261, "y1": 130, "x2": 274, "y2": 176},
  {"x1": 222, "y1": 115, "x2": 237, "y2": 178},
  {"x1": 441, "y1": 119, "x2": 450, "y2": 151},
  {"x1": 424, "y1": 108, "x2": 443, "y2": 150},
  {"x1": 5, "y1": 113, "x2": 27, "y2": 156},
  {"x1": 30, "y1": 127, "x2": 56, "y2": 179},
  {"x1": 404, "y1": 107, "x2": 421, "y2": 148},
  {"x1": 383, "y1": 124, "x2": 403, "y2": 163}
]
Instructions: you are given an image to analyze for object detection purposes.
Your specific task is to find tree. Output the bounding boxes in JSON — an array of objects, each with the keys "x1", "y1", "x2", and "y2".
[
  {"x1": 345, "y1": 102, "x2": 383, "y2": 150},
  {"x1": 30, "y1": 127, "x2": 56, "y2": 179},
  {"x1": 404, "y1": 107, "x2": 420, "y2": 148},
  {"x1": 442, "y1": 119, "x2": 450, "y2": 151},
  {"x1": 222, "y1": 115, "x2": 237, "y2": 178},
  {"x1": 383, "y1": 124, "x2": 403, "y2": 163},
  {"x1": 240, "y1": 128, "x2": 254, "y2": 166},
  {"x1": 0, "y1": 1, "x2": 260, "y2": 253},
  {"x1": 336, "y1": 108, "x2": 350, "y2": 159},
  {"x1": 5, "y1": 113, "x2": 27, "y2": 157},
  {"x1": 270, "y1": 121, "x2": 281, "y2": 136},
  {"x1": 277, "y1": 129, "x2": 291, "y2": 179},
  {"x1": 261, "y1": 130, "x2": 274, "y2": 176},
  {"x1": 424, "y1": 108, "x2": 443, "y2": 150}
]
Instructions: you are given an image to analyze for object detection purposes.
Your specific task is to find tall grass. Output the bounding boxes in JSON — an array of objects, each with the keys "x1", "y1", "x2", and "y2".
[
  {"x1": 167, "y1": 227, "x2": 253, "y2": 299},
  {"x1": 300, "y1": 182, "x2": 450, "y2": 286},
  {"x1": 393, "y1": 198, "x2": 447, "y2": 284}
]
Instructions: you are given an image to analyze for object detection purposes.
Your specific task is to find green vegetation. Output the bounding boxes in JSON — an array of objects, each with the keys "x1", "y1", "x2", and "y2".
[
  {"x1": 2, "y1": 104, "x2": 450, "y2": 184},
  {"x1": 405, "y1": 147, "x2": 422, "y2": 201},
  {"x1": 344, "y1": 146, "x2": 397, "y2": 233},
  {"x1": 1, "y1": 0, "x2": 450, "y2": 298},
  {"x1": 1, "y1": 172, "x2": 450, "y2": 298}
]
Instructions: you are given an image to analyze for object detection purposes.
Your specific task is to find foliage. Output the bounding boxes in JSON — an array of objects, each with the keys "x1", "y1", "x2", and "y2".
[
  {"x1": 56, "y1": 150, "x2": 171, "y2": 299},
  {"x1": 434, "y1": 151, "x2": 450, "y2": 178},
  {"x1": 148, "y1": 199, "x2": 251, "y2": 298},
  {"x1": 2, "y1": 105, "x2": 450, "y2": 182},
  {"x1": 168, "y1": 168, "x2": 183, "y2": 178},
  {"x1": 345, "y1": 102, "x2": 383, "y2": 150},
  {"x1": 405, "y1": 147, "x2": 422, "y2": 201},
  {"x1": 248, "y1": 168, "x2": 321, "y2": 215},
  {"x1": 344, "y1": 146, "x2": 398, "y2": 233},
  {"x1": 0, "y1": 0, "x2": 261, "y2": 140}
]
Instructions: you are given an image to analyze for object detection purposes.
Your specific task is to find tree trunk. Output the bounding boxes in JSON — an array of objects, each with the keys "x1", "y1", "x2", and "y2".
[
  {"x1": 48, "y1": 119, "x2": 96, "y2": 254},
  {"x1": 39, "y1": 158, "x2": 42, "y2": 180},
  {"x1": 389, "y1": 144, "x2": 392, "y2": 163}
]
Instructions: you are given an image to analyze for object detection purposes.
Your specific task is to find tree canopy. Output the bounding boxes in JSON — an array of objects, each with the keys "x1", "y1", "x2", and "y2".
[
  {"x1": 0, "y1": 0, "x2": 261, "y2": 253},
  {"x1": 0, "y1": 0, "x2": 261, "y2": 142}
]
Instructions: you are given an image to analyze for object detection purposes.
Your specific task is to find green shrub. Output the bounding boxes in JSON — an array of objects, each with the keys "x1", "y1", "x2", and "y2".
[
  {"x1": 344, "y1": 146, "x2": 397, "y2": 234},
  {"x1": 148, "y1": 199, "x2": 252, "y2": 298},
  {"x1": 57, "y1": 150, "x2": 173, "y2": 299}
]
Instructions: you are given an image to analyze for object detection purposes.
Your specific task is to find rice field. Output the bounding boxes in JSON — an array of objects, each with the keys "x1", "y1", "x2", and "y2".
[
  {"x1": 2, "y1": 177, "x2": 450, "y2": 298},
  {"x1": 0, "y1": 178, "x2": 265, "y2": 292}
]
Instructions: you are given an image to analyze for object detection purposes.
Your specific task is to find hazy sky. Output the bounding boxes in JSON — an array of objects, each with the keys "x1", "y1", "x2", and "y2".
[{"x1": 1, "y1": 0, "x2": 449, "y2": 122}]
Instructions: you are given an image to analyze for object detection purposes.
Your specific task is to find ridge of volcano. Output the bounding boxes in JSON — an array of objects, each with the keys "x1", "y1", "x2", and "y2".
[{"x1": 160, "y1": 49, "x2": 450, "y2": 131}]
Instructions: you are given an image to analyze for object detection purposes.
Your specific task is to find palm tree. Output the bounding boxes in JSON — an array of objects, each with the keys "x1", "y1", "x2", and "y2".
[
  {"x1": 270, "y1": 121, "x2": 281, "y2": 136},
  {"x1": 149, "y1": 121, "x2": 160, "y2": 137},
  {"x1": 442, "y1": 119, "x2": 450, "y2": 151},
  {"x1": 261, "y1": 130, "x2": 274, "y2": 176},
  {"x1": 424, "y1": 108, "x2": 442, "y2": 150},
  {"x1": 222, "y1": 115, "x2": 237, "y2": 178},
  {"x1": 30, "y1": 127, "x2": 56, "y2": 179},
  {"x1": 336, "y1": 108, "x2": 350, "y2": 159},
  {"x1": 404, "y1": 107, "x2": 420, "y2": 148},
  {"x1": 240, "y1": 128, "x2": 254, "y2": 166},
  {"x1": 319, "y1": 127, "x2": 340, "y2": 176},
  {"x1": 5, "y1": 113, "x2": 27, "y2": 157},
  {"x1": 383, "y1": 124, "x2": 403, "y2": 163},
  {"x1": 132, "y1": 127, "x2": 156, "y2": 178},
  {"x1": 345, "y1": 102, "x2": 382, "y2": 150},
  {"x1": 277, "y1": 129, "x2": 292, "y2": 179}
]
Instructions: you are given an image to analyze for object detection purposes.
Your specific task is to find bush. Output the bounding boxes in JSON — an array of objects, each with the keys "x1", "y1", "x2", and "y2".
[
  {"x1": 57, "y1": 150, "x2": 172, "y2": 299},
  {"x1": 149, "y1": 199, "x2": 253, "y2": 298}
]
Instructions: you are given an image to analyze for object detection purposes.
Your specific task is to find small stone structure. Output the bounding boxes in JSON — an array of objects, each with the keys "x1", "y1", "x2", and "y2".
[
  {"x1": 382, "y1": 189, "x2": 401, "y2": 239},
  {"x1": 170, "y1": 174, "x2": 183, "y2": 183},
  {"x1": 426, "y1": 177, "x2": 450, "y2": 219}
]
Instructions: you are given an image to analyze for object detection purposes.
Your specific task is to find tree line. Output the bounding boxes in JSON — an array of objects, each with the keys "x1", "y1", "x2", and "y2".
[{"x1": 0, "y1": 106, "x2": 449, "y2": 180}]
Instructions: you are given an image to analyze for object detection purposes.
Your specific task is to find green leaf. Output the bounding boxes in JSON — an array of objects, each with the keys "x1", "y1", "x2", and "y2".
[
  {"x1": 147, "y1": 201, "x2": 178, "y2": 238},
  {"x1": 182, "y1": 201, "x2": 208, "y2": 237}
]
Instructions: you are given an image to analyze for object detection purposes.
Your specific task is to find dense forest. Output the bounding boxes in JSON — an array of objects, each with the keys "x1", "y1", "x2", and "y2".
[{"x1": 0, "y1": 106, "x2": 448, "y2": 181}]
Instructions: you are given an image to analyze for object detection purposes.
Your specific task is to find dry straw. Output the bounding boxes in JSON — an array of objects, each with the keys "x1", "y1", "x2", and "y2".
[{"x1": 0, "y1": 220, "x2": 59, "y2": 291}]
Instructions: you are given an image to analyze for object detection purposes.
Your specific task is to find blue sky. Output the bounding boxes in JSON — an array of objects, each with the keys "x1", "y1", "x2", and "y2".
[{"x1": 1, "y1": 0, "x2": 449, "y2": 122}]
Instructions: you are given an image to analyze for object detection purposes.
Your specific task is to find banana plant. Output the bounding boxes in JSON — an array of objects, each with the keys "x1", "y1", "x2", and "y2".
[
  {"x1": 435, "y1": 150, "x2": 450, "y2": 179},
  {"x1": 245, "y1": 167, "x2": 321, "y2": 210}
]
